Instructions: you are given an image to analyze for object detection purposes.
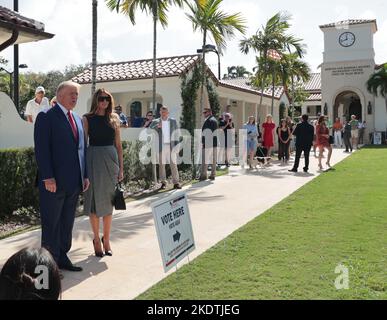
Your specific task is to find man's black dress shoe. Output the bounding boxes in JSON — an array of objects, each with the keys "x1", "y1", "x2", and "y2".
[
  {"x1": 59, "y1": 264, "x2": 83, "y2": 272},
  {"x1": 173, "y1": 184, "x2": 182, "y2": 189},
  {"x1": 288, "y1": 168, "x2": 298, "y2": 173}
]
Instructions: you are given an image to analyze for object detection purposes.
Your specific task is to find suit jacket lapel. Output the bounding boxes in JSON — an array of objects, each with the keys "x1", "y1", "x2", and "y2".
[{"x1": 53, "y1": 104, "x2": 78, "y2": 145}]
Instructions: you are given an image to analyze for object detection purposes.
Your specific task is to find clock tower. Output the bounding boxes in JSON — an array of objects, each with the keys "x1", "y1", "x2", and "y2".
[{"x1": 320, "y1": 19, "x2": 377, "y2": 136}]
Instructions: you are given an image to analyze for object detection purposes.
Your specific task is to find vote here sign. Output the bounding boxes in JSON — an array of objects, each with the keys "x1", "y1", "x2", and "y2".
[{"x1": 151, "y1": 191, "x2": 195, "y2": 272}]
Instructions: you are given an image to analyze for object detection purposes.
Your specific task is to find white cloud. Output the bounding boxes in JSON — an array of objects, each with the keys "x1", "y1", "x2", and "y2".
[{"x1": 0, "y1": 0, "x2": 386, "y2": 75}]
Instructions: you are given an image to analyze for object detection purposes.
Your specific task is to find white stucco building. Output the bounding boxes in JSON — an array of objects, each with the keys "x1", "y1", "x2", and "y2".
[
  {"x1": 72, "y1": 54, "x2": 288, "y2": 138},
  {"x1": 301, "y1": 19, "x2": 387, "y2": 143}
]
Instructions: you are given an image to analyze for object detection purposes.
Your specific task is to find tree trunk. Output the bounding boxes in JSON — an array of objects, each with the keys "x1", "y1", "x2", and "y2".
[
  {"x1": 152, "y1": 0, "x2": 158, "y2": 184},
  {"x1": 290, "y1": 76, "x2": 295, "y2": 119},
  {"x1": 271, "y1": 70, "x2": 275, "y2": 116},
  {"x1": 199, "y1": 29, "x2": 207, "y2": 123},
  {"x1": 152, "y1": 0, "x2": 157, "y2": 114},
  {"x1": 91, "y1": 0, "x2": 98, "y2": 97}
]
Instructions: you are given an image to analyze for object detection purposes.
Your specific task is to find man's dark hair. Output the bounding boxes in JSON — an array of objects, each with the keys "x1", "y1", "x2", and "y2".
[
  {"x1": 302, "y1": 114, "x2": 309, "y2": 122},
  {"x1": 0, "y1": 248, "x2": 61, "y2": 300}
]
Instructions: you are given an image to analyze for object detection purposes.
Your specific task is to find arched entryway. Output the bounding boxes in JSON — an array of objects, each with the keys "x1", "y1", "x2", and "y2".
[{"x1": 334, "y1": 91, "x2": 362, "y2": 122}]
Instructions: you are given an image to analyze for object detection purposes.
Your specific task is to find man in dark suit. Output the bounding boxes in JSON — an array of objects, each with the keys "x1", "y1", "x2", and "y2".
[
  {"x1": 200, "y1": 107, "x2": 218, "y2": 180},
  {"x1": 289, "y1": 114, "x2": 314, "y2": 173},
  {"x1": 34, "y1": 81, "x2": 89, "y2": 273},
  {"x1": 149, "y1": 106, "x2": 181, "y2": 189}
]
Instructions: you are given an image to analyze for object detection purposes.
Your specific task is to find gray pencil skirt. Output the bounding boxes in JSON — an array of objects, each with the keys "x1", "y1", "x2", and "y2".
[{"x1": 83, "y1": 145, "x2": 119, "y2": 217}]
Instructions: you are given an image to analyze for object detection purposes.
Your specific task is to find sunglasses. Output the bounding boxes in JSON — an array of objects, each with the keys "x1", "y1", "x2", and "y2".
[{"x1": 98, "y1": 96, "x2": 111, "y2": 103}]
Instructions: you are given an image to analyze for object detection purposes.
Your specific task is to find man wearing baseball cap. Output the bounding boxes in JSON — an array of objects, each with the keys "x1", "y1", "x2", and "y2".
[{"x1": 25, "y1": 86, "x2": 50, "y2": 123}]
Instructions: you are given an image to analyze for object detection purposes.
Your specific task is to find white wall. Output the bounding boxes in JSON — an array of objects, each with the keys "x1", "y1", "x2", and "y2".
[
  {"x1": 0, "y1": 92, "x2": 34, "y2": 149},
  {"x1": 323, "y1": 23, "x2": 375, "y2": 63},
  {"x1": 374, "y1": 95, "x2": 387, "y2": 132},
  {"x1": 76, "y1": 77, "x2": 183, "y2": 121}
]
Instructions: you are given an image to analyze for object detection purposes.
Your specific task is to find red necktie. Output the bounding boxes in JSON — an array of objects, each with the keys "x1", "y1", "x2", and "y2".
[{"x1": 67, "y1": 111, "x2": 79, "y2": 142}]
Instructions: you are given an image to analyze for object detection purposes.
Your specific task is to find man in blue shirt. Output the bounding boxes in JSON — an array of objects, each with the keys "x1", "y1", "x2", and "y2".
[{"x1": 115, "y1": 105, "x2": 128, "y2": 127}]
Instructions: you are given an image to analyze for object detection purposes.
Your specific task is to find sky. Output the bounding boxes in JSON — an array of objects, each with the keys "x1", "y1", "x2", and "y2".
[{"x1": 0, "y1": 0, "x2": 386, "y2": 77}]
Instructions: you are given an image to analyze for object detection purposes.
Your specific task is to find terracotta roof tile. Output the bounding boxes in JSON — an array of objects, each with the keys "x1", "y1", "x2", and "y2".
[
  {"x1": 72, "y1": 54, "x2": 200, "y2": 84},
  {"x1": 307, "y1": 93, "x2": 322, "y2": 101},
  {"x1": 303, "y1": 73, "x2": 321, "y2": 91},
  {"x1": 0, "y1": 5, "x2": 45, "y2": 31}
]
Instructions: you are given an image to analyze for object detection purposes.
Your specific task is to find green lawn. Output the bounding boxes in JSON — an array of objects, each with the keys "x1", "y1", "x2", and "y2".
[{"x1": 138, "y1": 148, "x2": 387, "y2": 300}]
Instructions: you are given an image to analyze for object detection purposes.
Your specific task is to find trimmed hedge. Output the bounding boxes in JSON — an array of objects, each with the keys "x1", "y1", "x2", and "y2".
[
  {"x1": 0, "y1": 148, "x2": 39, "y2": 218},
  {"x1": 0, "y1": 142, "x2": 192, "y2": 218}
]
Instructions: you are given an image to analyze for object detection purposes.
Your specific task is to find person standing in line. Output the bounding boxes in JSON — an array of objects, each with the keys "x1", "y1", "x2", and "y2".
[
  {"x1": 220, "y1": 113, "x2": 234, "y2": 167},
  {"x1": 82, "y1": 89, "x2": 124, "y2": 257},
  {"x1": 312, "y1": 118, "x2": 318, "y2": 157},
  {"x1": 277, "y1": 119, "x2": 291, "y2": 164},
  {"x1": 358, "y1": 120, "x2": 366, "y2": 145},
  {"x1": 243, "y1": 116, "x2": 258, "y2": 169},
  {"x1": 150, "y1": 106, "x2": 181, "y2": 189},
  {"x1": 262, "y1": 114, "x2": 276, "y2": 157},
  {"x1": 343, "y1": 120, "x2": 353, "y2": 153},
  {"x1": 34, "y1": 81, "x2": 89, "y2": 274},
  {"x1": 286, "y1": 116, "x2": 294, "y2": 155},
  {"x1": 200, "y1": 107, "x2": 218, "y2": 181},
  {"x1": 25, "y1": 86, "x2": 50, "y2": 123},
  {"x1": 349, "y1": 115, "x2": 359, "y2": 149},
  {"x1": 142, "y1": 111, "x2": 154, "y2": 128},
  {"x1": 316, "y1": 115, "x2": 332, "y2": 170},
  {"x1": 114, "y1": 105, "x2": 129, "y2": 128},
  {"x1": 333, "y1": 118, "x2": 343, "y2": 148},
  {"x1": 288, "y1": 114, "x2": 314, "y2": 173}
]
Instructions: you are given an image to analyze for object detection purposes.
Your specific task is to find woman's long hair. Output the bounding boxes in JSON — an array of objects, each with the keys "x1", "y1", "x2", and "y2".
[
  {"x1": 318, "y1": 115, "x2": 326, "y2": 126},
  {"x1": 246, "y1": 116, "x2": 255, "y2": 126},
  {"x1": 86, "y1": 88, "x2": 118, "y2": 129},
  {"x1": 0, "y1": 247, "x2": 61, "y2": 300}
]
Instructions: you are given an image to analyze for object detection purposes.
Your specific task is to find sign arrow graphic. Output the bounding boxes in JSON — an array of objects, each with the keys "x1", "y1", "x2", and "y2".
[{"x1": 173, "y1": 231, "x2": 181, "y2": 242}]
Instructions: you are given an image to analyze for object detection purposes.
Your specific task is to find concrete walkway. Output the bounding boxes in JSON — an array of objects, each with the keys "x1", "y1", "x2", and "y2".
[{"x1": 0, "y1": 149, "x2": 352, "y2": 299}]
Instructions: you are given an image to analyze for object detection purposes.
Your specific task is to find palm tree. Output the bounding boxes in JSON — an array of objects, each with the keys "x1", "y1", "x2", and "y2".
[
  {"x1": 367, "y1": 64, "x2": 387, "y2": 112},
  {"x1": 240, "y1": 12, "x2": 304, "y2": 115},
  {"x1": 224, "y1": 65, "x2": 251, "y2": 79},
  {"x1": 278, "y1": 52, "x2": 311, "y2": 118},
  {"x1": 186, "y1": 0, "x2": 246, "y2": 118},
  {"x1": 106, "y1": 0, "x2": 186, "y2": 184},
  {"x1": 106, "y1": 0, "x2": 186, "y2": 115},
  {"x1": 92, "y1": 0, "x2": 98, "y2": 96}
]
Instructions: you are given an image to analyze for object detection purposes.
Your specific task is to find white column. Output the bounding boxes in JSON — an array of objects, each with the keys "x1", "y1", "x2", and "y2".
[{"x1": 301, "y1": 103, "x2": 308, "y2": 115}]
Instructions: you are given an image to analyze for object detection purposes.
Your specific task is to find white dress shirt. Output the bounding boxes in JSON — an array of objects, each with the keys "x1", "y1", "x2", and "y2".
[{"x1": 162, "y1": 119, "x2": 171, "y2": 144}]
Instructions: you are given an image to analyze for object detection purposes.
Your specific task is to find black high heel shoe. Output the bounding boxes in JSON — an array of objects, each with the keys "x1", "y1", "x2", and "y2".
[
  {"x1": 101, "y1": 236, "x2": 113, "y2": 256},
  {"x1": 93, "y1": 239, "x2": 104, "y2": 257}
]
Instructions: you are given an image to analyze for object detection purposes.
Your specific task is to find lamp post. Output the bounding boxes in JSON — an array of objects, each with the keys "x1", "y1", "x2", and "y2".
[
  {"x1": 197, "y1": 44, "x2": 221, "y2": 79},
  {"x1": 0, "y1": 64, "x2": 28, "y2": 102}
]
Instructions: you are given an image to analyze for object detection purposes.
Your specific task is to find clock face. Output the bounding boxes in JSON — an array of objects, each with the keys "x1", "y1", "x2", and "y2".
[{"x1": 339, "y1": 32, "x2": 356, "y2": 47}]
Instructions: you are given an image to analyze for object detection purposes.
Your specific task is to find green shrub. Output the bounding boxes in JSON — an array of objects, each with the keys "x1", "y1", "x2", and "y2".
[
  {"x1": 0, "y1": 142, "x2": 193, "y2": 218},
  {"x1": 0, "y1": 148, "x2": 39, "y2": 218}
]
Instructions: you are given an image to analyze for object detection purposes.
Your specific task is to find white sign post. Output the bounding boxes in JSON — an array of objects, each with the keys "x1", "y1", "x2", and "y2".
[{"x1": 151, "y1": 191, "x2": 195, "y2": 272}]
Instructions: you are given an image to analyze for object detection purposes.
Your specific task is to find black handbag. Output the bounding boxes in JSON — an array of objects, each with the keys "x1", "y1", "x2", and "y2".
[
  {"x1": 329, "y1": 135, "x2": 334, "y2": 145},
  {"x1": 113, "y1": 183, "x2": 126, "y2": 210}
]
